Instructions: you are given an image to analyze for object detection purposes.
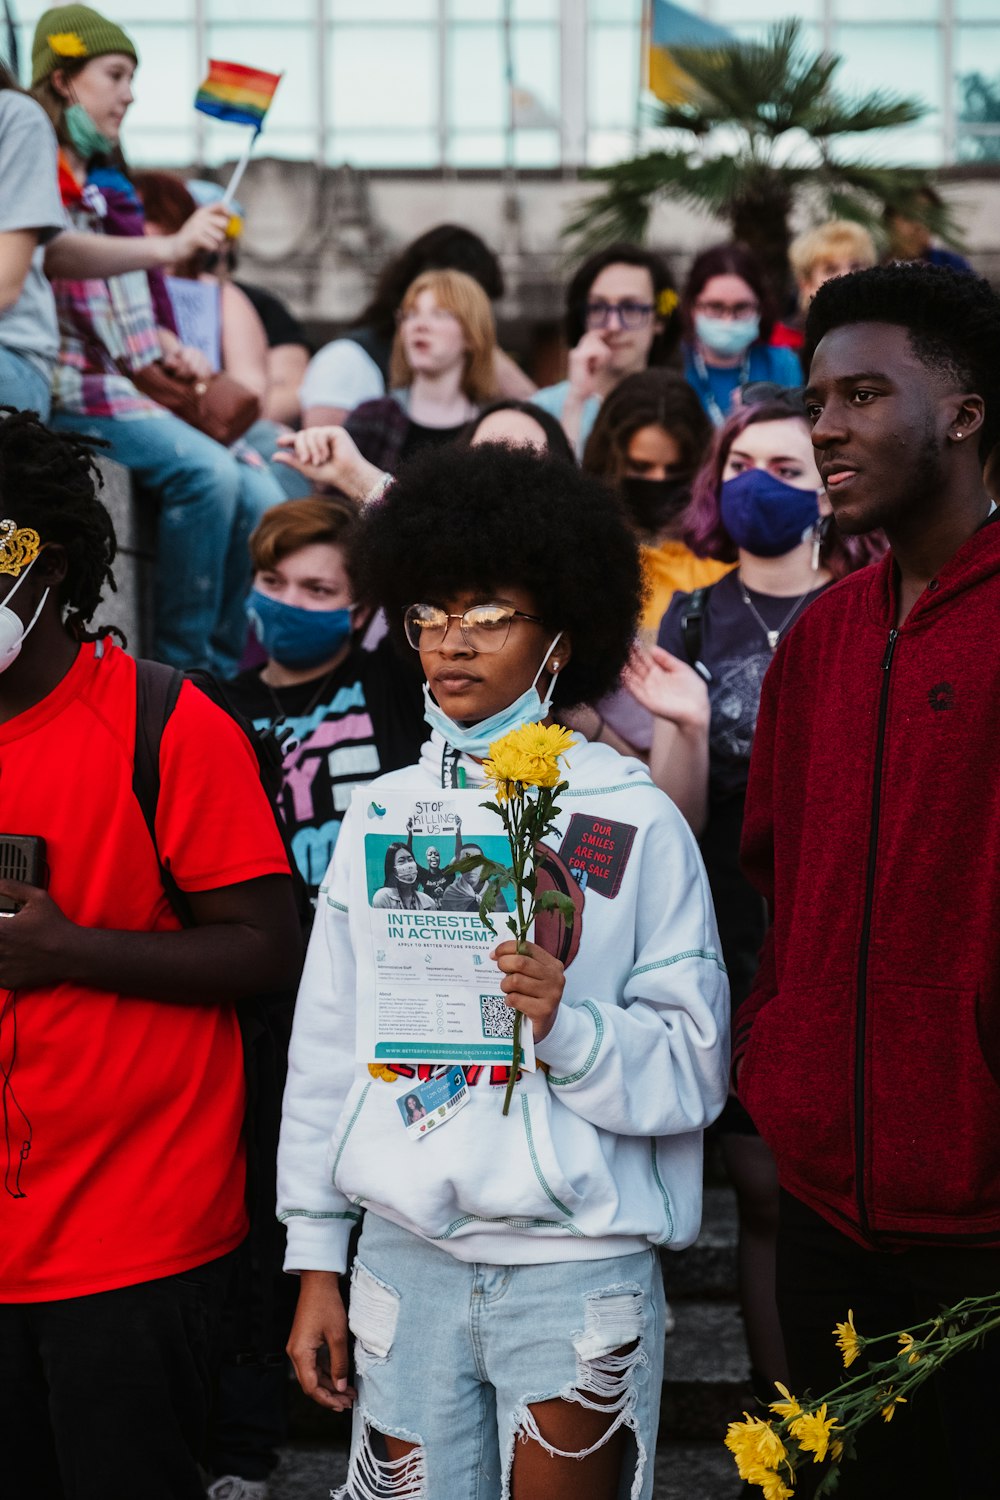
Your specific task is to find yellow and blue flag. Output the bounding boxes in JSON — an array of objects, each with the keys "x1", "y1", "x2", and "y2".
[{"x1": 643, "y1": 1, "x2": 733, "y2": 105}]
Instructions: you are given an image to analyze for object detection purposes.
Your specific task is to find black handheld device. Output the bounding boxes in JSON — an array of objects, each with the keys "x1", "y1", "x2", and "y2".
[{"x1": 0, "y1": 835, "x2": 47, "y2": 913}]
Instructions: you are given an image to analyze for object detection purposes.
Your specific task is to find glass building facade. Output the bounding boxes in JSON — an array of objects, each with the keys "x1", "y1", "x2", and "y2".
[{"x1": 10, "y1": 0, "x2": 1000, "y2": 170}]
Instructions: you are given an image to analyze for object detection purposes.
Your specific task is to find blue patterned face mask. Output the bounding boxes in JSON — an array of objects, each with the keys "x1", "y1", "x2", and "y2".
[
  {"x1": 720, "y1": 470, "x2": 820, "y2": 558},
  {"x1": 245, "y1": 589, "x2": 352, "y2": 668},
  {"x1": 422, "y1": 633, "x2": 563, "y2": 756}
]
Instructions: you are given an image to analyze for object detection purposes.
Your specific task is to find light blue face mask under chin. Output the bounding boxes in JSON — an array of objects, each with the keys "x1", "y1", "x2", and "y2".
[{"x1": 422, "y1": 633, "x2": 563, "y2": 757}]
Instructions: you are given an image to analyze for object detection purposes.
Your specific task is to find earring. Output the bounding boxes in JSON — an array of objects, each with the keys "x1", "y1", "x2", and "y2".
[
  {"x1": 956, "y1": 430, "x2": 964, "y2": 438},
  {"x1": 549, "y1": 660, "x2": 560, "y2": 672}
]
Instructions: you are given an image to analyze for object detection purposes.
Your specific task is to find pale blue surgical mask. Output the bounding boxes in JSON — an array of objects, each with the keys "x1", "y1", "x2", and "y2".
[
  {"x1": 422, "y1": 633, "x2": 563, "y2": 757},
  {"x1": 64, "y1": 103, "x2": 115, "y2": 162},
  {"x1": 694, "y1": 313, "x2": 760, "y2": 360}
]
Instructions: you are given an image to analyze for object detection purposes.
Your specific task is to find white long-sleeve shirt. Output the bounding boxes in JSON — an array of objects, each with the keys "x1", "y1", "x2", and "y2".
[{"x1": 277, "y1": 734, "x2": 730, "y2": 1271}]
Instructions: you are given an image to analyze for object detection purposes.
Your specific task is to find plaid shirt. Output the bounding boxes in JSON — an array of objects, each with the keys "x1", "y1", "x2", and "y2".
[
  {"x1": 51, "y1": 182, "x2": 166, "y2": 421},
  {"x1": 344, "y1": 392, "x2": 412, "y2": 475}
]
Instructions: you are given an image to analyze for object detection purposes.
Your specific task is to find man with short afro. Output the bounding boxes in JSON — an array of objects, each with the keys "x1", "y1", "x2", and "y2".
[{"x1": 734, "y1": 263, "x2": 1000, "y2": 1498}]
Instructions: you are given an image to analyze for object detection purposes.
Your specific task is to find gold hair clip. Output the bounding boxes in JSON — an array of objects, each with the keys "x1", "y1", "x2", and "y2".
[
  {"x1": 47, "y1": 31, "x2": 89, "y2": 58},
  {"x1": 657, "y1": 288, "x2": 679, "y2": 318},
  {"x1": 0, "y1": 521, "x2": 41, "y2": 578}
]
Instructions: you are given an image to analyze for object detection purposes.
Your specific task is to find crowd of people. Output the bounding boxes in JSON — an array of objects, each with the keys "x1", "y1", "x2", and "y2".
[{"x1": 1, "y1": 7, "x2": 998, "y2": 1500}]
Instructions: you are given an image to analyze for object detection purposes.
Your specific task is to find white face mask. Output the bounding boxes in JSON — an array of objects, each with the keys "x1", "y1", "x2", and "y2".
[
  {"x1": 422, "y1": 632, "x2": 564, "y2": 757},
  {"x1": 0, "y1": 555, "x2": 49, "y2": 673}
]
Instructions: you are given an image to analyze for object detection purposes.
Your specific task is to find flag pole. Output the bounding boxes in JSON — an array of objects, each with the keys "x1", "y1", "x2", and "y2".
[{"x1": 221, "y1": 126, "x2": 258, "y2": 207}]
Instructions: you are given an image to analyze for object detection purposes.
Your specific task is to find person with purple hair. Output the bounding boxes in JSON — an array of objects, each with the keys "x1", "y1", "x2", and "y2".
[
  {"x1": 625, "y1": 395, "x2": 885, "y2": 1414},
  {"x1": 681, "y1": 244, "x2": 802, "y2": 425}
]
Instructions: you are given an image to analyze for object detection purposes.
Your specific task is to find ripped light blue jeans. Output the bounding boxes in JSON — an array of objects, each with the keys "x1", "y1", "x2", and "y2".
[
  {"x1": 51, "y1": 408, "x2": 286, "y2": 675},
  {"x1": 339, "y1": 1212, "x2": 666, "y2": 1500}
]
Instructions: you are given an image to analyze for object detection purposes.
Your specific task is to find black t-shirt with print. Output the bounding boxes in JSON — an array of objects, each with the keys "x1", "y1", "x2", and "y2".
[
  {"x1": 659, "y1": 568, "x2": 829, "y2": 802},
  {"x1": 227, "y1": 636, "x2": 424, "y2": 899},
  {"x1": 660, "y1": 569, "x2": 829, "y2": 1013}
]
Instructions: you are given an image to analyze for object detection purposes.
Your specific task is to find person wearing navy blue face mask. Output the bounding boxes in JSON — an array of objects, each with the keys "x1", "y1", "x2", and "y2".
[
  {"x1": 624, "y1": 398, "x2": 886, "y2": 1432},
  {"x1": 227, "y1": 496, "x2": 425, "y2": 907},
  {"x1": 681, "y1": 244, "x2": 802, "y2": 426}
]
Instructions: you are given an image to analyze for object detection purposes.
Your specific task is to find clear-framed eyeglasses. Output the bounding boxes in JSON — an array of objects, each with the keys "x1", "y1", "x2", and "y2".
[
  {"x1": 403, "y1": 602, "x2": 543, "y2": 654},
  {"x1": 584, "y1": 298, "x2": 655, "y2": 331}
]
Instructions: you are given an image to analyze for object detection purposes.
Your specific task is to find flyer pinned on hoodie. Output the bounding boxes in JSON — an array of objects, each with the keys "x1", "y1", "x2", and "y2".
[{"x1": 353, "y1": 789, "x2": 535, "y2": 1070}]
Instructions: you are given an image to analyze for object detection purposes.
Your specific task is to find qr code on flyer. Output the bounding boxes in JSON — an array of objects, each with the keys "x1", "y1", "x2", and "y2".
[{"x1": 479, "y1": 993, "x2": 515, "y2": 1039}]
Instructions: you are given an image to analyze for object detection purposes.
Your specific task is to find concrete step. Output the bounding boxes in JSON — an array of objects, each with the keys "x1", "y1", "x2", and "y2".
[
  {"x1": 269, "y1": 1440, "x2": 742, "y2": 1499},
  {"x1": 662, "y1": 1185, "x2": 739, "y2": 1301},
  {"x1": 662, "y1": 1297, "x2": 752, "y2": 1443}
]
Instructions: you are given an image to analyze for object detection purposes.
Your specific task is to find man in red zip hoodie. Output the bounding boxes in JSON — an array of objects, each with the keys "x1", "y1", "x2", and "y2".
[{"x1": 734, "y1": 263, "x2": 1000, "y2": 1498}]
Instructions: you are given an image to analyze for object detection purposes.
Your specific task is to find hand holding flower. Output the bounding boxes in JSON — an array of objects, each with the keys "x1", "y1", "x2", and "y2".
[{"x1": 492, "y1": 940, "x2": 565, "y2": 1043}]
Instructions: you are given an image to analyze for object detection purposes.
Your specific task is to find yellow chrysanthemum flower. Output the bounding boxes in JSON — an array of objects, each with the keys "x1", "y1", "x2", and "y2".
[
  {"x1": 833, "y1": 1308, "x2": 863, "y2": 1368},
  {"x1": 789, "y1": 1403, "x2": 838, "y2": 1464},
  {"x1": 898, "y1": 1332, "x2": 921, "y2": 1364},
  {"x1": 880, "y1": 1390, "x2": 907, "y2": 1422},
  {"x1": 830, "y1": 1438, "x2": 845, "y2": 1462},
  {"x1": 758, "y1": 1470, "x2": 794, "y2": 1500},
  {"x1": 483, "y1": 722, "x2": 575, "y2": 800},
  {"x1": 724, "y1": 1416, "x2": 787, "y2": 1480},
  {"x1": 48, "y1": 31, "x2": 89, "y2": 57},
  {"x1": 367, "y1": 1063, "x2": 398, "y2": 1082},
  {"x1": 769, "y1": 1382, "x2": 802, "y2": 1420}
]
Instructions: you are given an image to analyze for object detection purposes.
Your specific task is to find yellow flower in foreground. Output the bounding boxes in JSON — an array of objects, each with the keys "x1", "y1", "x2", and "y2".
[
  {"x1": 830, "y1": 1438, "x2": 845, "y2": 1462},
  {"x1": 724, "y1": 1415, "x2": 787, "y2": 1480},
  {"x1": 367, "y1": 1063, "x2": 398, "y2": 1082},
  {"x1": 48, "y1": 30, "x2": 88, "y2": 56},
  {"x1": 898, "y1": 1332, "x2": 922, "y2": 1364},
  {"x1": 880, "y1": 1390, "x2": 907, "y2": 1422},
  {"x1": 769, "y1": 1382, "x2": 802, "y2": 1420},
  {"x1": 483, "y1": 722, "x2": 575, "y2": 800},
  {"x1": 834, "y1": 1308, "x2": 863, "y2": 1368},
  {"x1": 758, "y1": 1470, "x2": 794, "y2": 1500},
  {"x1": 789, "y1": 1403, "x2": 838, "y2": 1464}
]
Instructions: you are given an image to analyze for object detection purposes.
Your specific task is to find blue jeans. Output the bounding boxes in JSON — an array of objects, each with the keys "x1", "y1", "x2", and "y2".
[
  {"x1": 52, "y1": 409, "x2": 286, "y2": 675},
  {"x1": 0, "y1": 346, "x2": 52, "y2": 420},
  {"x1": 339, "y1": 1212, "x2": 666, "y2": 1500},
  {"x1": 241, "y1": 419, "x2": 314, "y2": 500}
]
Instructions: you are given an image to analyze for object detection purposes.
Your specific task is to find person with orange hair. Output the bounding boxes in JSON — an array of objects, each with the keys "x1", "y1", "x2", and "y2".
[{"x1": 337, "y1": 268, "x2": 499, "y2": 479}]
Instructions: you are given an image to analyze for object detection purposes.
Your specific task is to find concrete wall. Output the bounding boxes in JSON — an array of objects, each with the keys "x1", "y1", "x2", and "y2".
[
  {"x1": 95, "y1": 457, "x2": 154, "y2": 657},
  {"x1": 228, "y1": 161, "x2": 1000, "y2": 349}
]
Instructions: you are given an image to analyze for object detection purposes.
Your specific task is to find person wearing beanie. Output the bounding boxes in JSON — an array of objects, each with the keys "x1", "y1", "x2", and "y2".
[{"x1": 29, "y1": 4, "x2": 290, "y2": 676}]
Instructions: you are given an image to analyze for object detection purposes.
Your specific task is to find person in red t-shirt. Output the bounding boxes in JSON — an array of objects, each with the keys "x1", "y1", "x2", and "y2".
[{"x1": 0, "y1": 411, "x2": 301, "y2": 1499}]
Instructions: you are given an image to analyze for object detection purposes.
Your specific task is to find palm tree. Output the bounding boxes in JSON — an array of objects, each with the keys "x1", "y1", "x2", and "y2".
[{"x1": 566, "y1": 20, "x2": 958, "y2": 296}]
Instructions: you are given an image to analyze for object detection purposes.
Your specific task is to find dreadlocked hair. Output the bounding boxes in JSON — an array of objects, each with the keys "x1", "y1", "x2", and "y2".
[{"x1": 0, "y1": 409, "x2": 119, "y2": 642}]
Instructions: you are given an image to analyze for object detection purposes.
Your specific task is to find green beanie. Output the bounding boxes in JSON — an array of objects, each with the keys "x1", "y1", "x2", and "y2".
[{"x1": 32, "y1": 6, "x2": 138, "y2": 88}]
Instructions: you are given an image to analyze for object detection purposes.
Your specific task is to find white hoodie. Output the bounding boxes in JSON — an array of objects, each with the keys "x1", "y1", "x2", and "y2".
[{"x1": 278, "y1": 733, "x2": 730, "y2": 1271}]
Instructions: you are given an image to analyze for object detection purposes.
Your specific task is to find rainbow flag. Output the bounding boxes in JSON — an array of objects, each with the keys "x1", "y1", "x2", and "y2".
[{"x1": 194, "y1": 59, "x2": 282, "y2": 135}]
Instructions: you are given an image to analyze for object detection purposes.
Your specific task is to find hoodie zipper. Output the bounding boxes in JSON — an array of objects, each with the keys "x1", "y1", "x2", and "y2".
[{"x1": 854, "y1": 627, "x2": 897, "y2": 1235}]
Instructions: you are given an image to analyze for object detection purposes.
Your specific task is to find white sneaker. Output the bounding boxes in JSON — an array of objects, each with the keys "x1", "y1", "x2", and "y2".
[{"x1": 207, "y1": 1478, "x2": 269, "y2": 1500}]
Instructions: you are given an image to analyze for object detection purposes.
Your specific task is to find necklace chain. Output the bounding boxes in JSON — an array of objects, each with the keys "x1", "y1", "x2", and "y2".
[
  {"x1": 739, "y1": 575, "x2": 814, "y2": 651},
  {"x1": 264, "y1": 664, "x2": 341, "y2": 746}
]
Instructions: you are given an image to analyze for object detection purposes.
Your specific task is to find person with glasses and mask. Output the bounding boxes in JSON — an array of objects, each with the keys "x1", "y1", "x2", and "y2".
[
  {"x1": 681, "y1": 243, "x2": 802, "y2": 426},
  {"x1": 530, "y1": 243, "x2": 681, "y2": 455},
  {"x1": 278, "y1": 443, "x2": 729, "y2": 1500}
]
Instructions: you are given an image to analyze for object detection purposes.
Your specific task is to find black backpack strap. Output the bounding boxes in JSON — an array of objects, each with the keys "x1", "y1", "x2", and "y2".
[
  {"x1": 679, "y1": 587, "x2": 711, "y2": 680},
  {"x1": 133, "y1": 658, "x2": 191, "y2": 924}
]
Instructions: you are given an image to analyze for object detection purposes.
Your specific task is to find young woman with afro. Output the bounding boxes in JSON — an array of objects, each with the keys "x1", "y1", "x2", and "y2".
[{"x1": 277, "y1": 443, "x2": 730, "y2": 1500}]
